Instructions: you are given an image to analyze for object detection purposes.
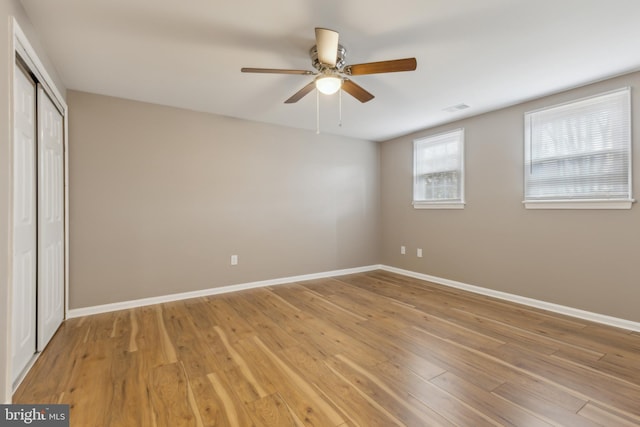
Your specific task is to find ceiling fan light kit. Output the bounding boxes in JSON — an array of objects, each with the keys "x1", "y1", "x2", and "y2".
[{"x1": 315, "y1": 74, "x2": 342, "y2": 95}]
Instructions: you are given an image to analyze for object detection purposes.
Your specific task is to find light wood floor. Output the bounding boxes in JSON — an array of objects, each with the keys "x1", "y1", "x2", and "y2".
[{"x1": 14, "y1": 270, "x2": 640, "y2": 426}]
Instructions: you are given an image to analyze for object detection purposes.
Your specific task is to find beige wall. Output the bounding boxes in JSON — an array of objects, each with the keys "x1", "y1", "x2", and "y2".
[
  {"x1": 1, "y1": 0, "x2": 66, "y2": 403},
  {"x1": 381, "y1": 70, "x2": 640, "y2": 323},
  {"x1": 67, "y1": 91, "x2": 380, "y2": 309}
]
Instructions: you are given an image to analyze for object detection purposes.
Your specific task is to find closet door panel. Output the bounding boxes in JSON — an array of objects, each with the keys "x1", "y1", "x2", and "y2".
[
  {"x1": 37, "y1": 85, "x2": 64, "y2": 351},
  {"x1": 12, "y1": 65, "x2": 37, "y2": 382}
]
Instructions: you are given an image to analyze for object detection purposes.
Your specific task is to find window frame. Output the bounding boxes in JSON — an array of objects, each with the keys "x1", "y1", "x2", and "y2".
[
  {"x1": 523, "y1": 87, "x2": 634, "y2": 210},
  {"x1": 412, "y1": 128, "x2": 465, "y2": 210}
]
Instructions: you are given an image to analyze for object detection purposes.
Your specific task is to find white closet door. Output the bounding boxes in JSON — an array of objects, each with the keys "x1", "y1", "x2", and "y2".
[
  {"x1": 37, "y1": 85, "x2": 64, "y2": 351},
  {"x1": 12, "y1": 65, "x2": 37, "y2": 382}
]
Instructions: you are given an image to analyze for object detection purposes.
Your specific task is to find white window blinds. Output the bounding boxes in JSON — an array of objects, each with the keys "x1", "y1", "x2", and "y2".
[
  {"x1": 524, "y1": 88, "x2": 632, "y2": 206},
  {"x1": 413, "y1": 129, "x2": 464, "y2": 208}
]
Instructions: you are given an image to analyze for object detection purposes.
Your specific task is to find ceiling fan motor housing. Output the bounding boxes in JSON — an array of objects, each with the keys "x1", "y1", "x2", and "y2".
[{"x1": 310, "y1": 44, "x2": 347, "y2": 71}]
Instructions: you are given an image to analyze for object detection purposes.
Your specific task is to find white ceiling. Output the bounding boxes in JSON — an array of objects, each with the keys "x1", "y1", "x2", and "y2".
[{"x1": 20, "y1": 0, "x2": 640, "y2": 141}]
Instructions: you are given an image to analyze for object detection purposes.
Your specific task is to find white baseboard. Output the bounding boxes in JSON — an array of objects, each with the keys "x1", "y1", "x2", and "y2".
[
  {"x1": 67, "y1": 263, "x2": 640, "y2": 333},
  {"x1": 380, "y1": 265, "x2": 640, "y2": 332},
  {"x1": 67, "y1": 265, "x2": 381, "y2": 318}
]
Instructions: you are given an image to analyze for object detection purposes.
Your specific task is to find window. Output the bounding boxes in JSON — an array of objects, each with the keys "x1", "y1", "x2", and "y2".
[
  {"x1": 524, "y1": 88, "x2": 633, "y2": 209},
  {"x1": 413, "y1": 129, "x2": 465, "y2": 209}
]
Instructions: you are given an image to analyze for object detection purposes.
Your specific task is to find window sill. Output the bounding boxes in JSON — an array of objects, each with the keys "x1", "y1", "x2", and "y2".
[
  {"x1": 413, "y1": 201, "x2": 465, "y2": 210},
  {"x1": 523, "y1": 199, "x2": 635, "y2": 210}
]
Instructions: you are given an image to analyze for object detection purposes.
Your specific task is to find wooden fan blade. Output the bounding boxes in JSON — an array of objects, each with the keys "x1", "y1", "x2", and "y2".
[
  {"x1": 344, "y1": 58, "x2": 417, "y2": 75},
  {"x1": 342, "y1": 79, "x2": 374, "y2": 103},
  {"x1": 315, "y1": 28, "x2": 339, "y2": 67},
  {"x1": 285, "y1": 81, "x2": 316, "y2": 104},
  {"x1": 241, "y1": 67, "x2": 314, "y2": 75}
]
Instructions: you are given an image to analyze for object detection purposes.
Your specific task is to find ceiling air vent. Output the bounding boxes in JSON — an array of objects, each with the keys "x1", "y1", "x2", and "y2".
[{"x1": 443, "y1": 103, "x2": 470, "y2": 113}]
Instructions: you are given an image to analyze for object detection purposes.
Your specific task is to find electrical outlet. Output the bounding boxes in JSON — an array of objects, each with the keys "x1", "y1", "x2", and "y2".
[
  {"x1": 400, "y1": 246, "x2": 406, "y2": 255},
  {"x1": 230, "y1": 255, "x2": 238, "y2": 266},
  {"x1": 417, "y1": 248, "x2": 423, "y2": 258}
]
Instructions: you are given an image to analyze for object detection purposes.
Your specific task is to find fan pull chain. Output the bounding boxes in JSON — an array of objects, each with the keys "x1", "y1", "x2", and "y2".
[
  {"x1": 316, "y1": 89, "x2": 320, "y2": 134},
  {"x1": 339, "y1": 89, "x2": 342, "y2": 127}
]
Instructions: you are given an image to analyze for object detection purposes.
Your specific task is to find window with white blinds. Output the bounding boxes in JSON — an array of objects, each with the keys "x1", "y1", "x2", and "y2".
[
  {"x1": 524, "y1": 88, "x2": 633, "y2": 209},
  {"x1": 413, "y1": 129, "x2": 465, "y2": 209}
]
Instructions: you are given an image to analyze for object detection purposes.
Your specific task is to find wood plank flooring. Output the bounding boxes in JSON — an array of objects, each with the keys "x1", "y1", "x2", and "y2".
[{"x1": 13, "y1": 270, "x2": 640, "y2": 426}]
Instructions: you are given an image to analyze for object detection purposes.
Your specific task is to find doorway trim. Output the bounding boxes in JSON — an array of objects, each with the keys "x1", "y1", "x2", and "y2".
[{"x1": 6, "y1": 16, "x2": 69, "y2": 400}]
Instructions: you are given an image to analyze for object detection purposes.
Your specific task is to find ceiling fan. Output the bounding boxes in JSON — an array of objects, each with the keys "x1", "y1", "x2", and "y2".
[{"x1": 241, "y1": 28, "x2": 417, "y2": 104}]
